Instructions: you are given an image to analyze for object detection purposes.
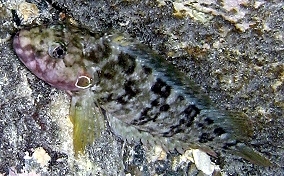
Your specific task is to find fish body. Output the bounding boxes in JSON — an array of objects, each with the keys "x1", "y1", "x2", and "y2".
[{"x1": 13, "y1": 23, "x2": 271, "y2": 166}]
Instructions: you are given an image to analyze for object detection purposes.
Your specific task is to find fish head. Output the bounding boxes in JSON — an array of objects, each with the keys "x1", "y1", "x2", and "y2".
[{"x1": 13, "y1": 24, "x2": 94, "y2": 91}]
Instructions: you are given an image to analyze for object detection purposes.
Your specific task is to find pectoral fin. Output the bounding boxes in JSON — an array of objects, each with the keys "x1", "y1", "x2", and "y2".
[{"x1": 69, "y1": 90, "x2": 105, "y2": 156}]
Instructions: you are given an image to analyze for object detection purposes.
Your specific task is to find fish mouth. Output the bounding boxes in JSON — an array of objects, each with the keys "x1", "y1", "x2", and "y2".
[
  {"x1": 13, "y1": 30, "x2": 36, "y2": 64},
  {"x1": 12, "y1": 32, "x2": 21, "y2": 56}
]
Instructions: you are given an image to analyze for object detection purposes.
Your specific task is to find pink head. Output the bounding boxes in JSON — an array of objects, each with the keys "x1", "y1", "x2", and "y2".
[{"x1": 13, "y1": 25, "x2": 93, "y2": 91}]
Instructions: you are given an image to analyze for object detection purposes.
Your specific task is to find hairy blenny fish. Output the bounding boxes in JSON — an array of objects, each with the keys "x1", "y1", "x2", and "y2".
[{"x1": 13, "y1": 23, "x2": 271, "y2": 166}]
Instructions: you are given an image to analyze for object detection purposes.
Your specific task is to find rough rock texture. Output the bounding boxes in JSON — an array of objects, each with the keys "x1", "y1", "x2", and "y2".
[{"x1": 0, "y1": 0, "x2": 283, "y2": 175}]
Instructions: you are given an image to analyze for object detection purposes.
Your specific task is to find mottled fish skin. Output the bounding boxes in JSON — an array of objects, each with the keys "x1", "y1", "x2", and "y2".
[{"x1": 13, "y1": 23, "x2": 271, "y2": 166}]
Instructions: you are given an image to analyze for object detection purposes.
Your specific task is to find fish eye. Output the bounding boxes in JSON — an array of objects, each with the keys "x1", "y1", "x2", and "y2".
[{"x1": 48, "y1": 42, "x2": 66, "y2": 59}]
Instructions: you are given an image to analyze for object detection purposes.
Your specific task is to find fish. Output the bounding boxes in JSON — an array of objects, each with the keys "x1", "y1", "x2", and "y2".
[{"x1": 13, "y1": 22, "x2": 271, "y2": 166}]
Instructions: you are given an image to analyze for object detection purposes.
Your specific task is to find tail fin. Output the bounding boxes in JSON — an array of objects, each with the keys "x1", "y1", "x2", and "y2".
[
  {"x1": 201, "y1": 110, "x2": 271, "y2": 166},
  {"x1": 219, "y1": 112, "x2": 272, "y2": 166},
  {"x1": 233, "y1": 143, "x2": 272, "y2": 166},
  {"x1": 207, "y1": 111, "x2": 253, "y2": 139}
]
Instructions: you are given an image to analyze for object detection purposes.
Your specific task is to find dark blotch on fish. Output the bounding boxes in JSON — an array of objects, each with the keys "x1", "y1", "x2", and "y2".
[
  {"x1": 151, "y1": 78, "x2": 171, "y2": 98},
  {"x1": 118, "y1": 53, "x2": 136, "y2": 74}
]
